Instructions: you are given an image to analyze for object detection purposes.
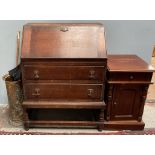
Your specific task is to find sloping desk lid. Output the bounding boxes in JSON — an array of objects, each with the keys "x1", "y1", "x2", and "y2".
[{"x1": 21, "y1": 23, "x2": 107, "y2": 59}]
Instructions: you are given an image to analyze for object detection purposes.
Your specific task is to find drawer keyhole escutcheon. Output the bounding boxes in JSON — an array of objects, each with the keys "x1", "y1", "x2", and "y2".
[
  {"x1": 89, "y1": 70, "x2": 96, "y2": 79},
  {"x1": 60, "y1": 27, "x2": 69, "y2": 32},
  {"x1": 34, "y1": 70, "x2": 39, "y2": 80},
  {"x1": 88, "y1": 89, "x2": 94, "y2": 97},
  {"x1": 32, "y1": 88, "x2": 40, "y2": 96}
]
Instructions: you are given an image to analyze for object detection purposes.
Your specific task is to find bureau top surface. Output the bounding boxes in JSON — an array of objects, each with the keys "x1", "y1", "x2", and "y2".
[
  {"x1": 21, "y1": 23, "x2": 107, "y2": 59},
  {"x1": 108, "y1": 55, "x2": 155, "y2": 72}
]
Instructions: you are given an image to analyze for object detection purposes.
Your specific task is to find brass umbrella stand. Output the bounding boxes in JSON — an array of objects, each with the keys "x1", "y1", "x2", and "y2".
[{"x1": 2, "y1": 31, "x2": 23, "y2": 126}]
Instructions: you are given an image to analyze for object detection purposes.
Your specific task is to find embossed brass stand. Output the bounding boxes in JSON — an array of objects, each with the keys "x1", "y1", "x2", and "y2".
[{"x1": 2, "y1": 31, "x2": 23, "y2": 126}]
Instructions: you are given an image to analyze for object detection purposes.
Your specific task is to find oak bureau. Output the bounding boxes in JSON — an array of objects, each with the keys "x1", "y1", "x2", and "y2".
[{"x1": 21, "y1": 23, "x2": 107, "y2": 131}]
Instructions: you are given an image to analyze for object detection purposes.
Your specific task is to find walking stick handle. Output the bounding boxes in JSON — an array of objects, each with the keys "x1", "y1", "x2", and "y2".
[{"x1": 16, "y1": 31, "x2": 20, "y2": 66}]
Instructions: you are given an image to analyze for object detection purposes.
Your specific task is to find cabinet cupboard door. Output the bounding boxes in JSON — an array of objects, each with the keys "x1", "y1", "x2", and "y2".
[{"x1": 111, "y1": 85, "x2": 142, "y2": 120}]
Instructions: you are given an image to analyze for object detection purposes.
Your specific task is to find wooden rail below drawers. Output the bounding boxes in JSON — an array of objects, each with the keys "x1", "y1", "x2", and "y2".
[{"x1": 23, "y1": 101, "x2": 106, "y2": 109}]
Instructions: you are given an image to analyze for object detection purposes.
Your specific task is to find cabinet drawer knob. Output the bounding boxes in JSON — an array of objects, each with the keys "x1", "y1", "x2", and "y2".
[
  {"x1": 89, "y1": 70, "x2": 96, "y2": 79},
  {"x1": 129, "y1": 75, "x2": 134, "y2": 80},
  {"x1": 34, "y1": 70, "x2": 39, "y2": 80},
  {"x1": 32, "y1": 88, "x2": 40, "y2": 96},
  {"x1": 114, "y1": 102, "x2": 117, "y2": 105},
  {"x1": 88, "y1": 89, "x2": 94, "y2": 97}
]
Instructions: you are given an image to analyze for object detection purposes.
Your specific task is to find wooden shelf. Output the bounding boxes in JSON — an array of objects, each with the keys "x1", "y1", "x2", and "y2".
[{"x1": 28, "y1": 120, "x2": 104, "y2": 127}]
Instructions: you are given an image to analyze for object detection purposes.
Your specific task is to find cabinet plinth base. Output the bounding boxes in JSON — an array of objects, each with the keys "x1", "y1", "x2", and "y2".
[{"x1": 104, "y1": 120, "x2": 145, "y2": 130}]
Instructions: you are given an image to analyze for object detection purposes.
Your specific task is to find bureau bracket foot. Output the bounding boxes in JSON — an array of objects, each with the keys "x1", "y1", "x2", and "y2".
[
  {"x1": 24, "y1": 123, "x2": 29, "y2": 131},
  {"x1": 98, "y1": 125, "x2": 104, "y2": 132}
]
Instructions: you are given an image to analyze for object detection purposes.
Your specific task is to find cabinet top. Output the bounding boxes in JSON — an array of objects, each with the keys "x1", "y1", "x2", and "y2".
[
  {"x1": 108, "y1": 55, "x2": 155, "y2": 72},
  {"x1": 21, "y1": 23, "x2": 107, "y2": 59}
]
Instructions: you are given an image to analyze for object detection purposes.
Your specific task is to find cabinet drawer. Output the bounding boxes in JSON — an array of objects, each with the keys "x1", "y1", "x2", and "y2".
[
  {"x1": 108, "y1": 72, "x2": 152, "y2": 82},
  {"x1": 24, "y1": 83, "x2": 103, "y2": 100},
  {"x1": 22, "y1": 65, "x2": 105, "y2": 81}
]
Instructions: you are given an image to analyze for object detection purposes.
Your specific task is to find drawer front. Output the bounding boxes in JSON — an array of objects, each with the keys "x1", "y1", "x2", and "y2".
[
  {"x1": 24, "y1": 83, "x2": 103, "y2": 100},
  {"x1": 108, "y1": 72, "x2": 152, "y2": 82},
  {"x1": 22, "y1": 65, "x2": 105, "y2": 81}
]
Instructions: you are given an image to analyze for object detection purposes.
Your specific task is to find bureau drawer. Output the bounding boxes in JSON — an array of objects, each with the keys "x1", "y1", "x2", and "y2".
[
  {"x1": 108, "y1": 72, "x2": 152, "y2": 82},
  {"x1": 23, "y1": 83, "x2": 103, "y2": 101},
  {"x1": 22, "y1": 65, "x2": 105, "y2": 81}
]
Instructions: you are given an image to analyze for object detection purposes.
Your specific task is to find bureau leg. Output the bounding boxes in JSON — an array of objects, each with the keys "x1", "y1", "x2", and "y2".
[
  {"x1": 23, "y1": 108, "x2": 29, "y2": 131},
  {"x1": 98, "y1": 109, "x2": 104, "y2": 132},
  {"x1": 24, "y1": 123, "x2": 29, "y2": 131}
]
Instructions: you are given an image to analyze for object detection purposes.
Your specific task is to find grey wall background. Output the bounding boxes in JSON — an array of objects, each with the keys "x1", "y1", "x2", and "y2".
[{"x1": 0, "y1": 20, "x2": 155, "y2": 104}]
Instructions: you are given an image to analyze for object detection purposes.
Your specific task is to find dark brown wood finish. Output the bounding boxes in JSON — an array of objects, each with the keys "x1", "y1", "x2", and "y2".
[
  {"x1": 108, "y1": 72, "x2": 153, "y2": 82},
  {"x1": 23, "y1": 83, "x2": 104, "y2": 100},
  {"x1": 23, "y1": 101, "x2": 106, "y2": 109},
  {"x1": 107, "y1": 55, "x2": 155, "y2": 72},
  {"x1": 22, "y1": 65, "x2": 106, "y2": 81},
  {"x1": 21, "y1": 23, "x2": 107, "y2": 131},
  {"x1": 21, "y1": 23, "x2": 106, "y2": 59},
  {"x1": 104, "y1": 120, "x2": 145, "y2": 130},
  {"x1": 21, "y1": 23, "x2": 155, "y2": 131},
  {"x1": 105, "y1": 55, "x2": 154, "y2": 130},
  {"x1": 111, "y1": 84, "x2": 142, "y2": 120}
]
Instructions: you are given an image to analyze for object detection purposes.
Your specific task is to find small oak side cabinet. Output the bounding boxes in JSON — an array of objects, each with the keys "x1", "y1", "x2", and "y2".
[{"x1": 104, "y1": 55, "x2": 155, "y2": 130}]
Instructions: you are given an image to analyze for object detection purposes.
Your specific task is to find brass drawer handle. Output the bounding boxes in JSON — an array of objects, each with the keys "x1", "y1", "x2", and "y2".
[
  {"x1": 32, "y1": 88, "x2": 40, "y2": 96},
  {"x1": 89, "y1": 70, "x2": 96, "y2": 79},
  {"x1": 88, "y1": 89, "x2": 94, "y2": 97},
  {"x1": 34, "y1": 70, "x2": 39, "y2": 80}
]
